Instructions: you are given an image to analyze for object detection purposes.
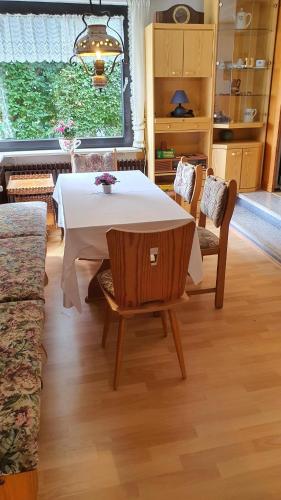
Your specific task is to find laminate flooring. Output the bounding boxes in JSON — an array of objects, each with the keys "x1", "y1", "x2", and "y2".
[{"x1": 38, "y1": 228, "x2": 281, "y2": 500}]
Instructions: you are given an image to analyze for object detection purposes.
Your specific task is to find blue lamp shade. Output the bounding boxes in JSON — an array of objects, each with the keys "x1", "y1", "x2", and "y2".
[{"x1": 171, "y1": 90, "x2": 189, "y2": 104}]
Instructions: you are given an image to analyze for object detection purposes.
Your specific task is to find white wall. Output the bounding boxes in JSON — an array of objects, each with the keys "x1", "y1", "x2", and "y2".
[{"x1": 149, "y1": 0, "x2": 204, "y2": 24}]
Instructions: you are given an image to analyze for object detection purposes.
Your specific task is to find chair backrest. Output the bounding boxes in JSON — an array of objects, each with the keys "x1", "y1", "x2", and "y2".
[
  {"x1": 174, "y1": 157, "x2": 203, "y2": 218},
  {"x1": 106, "y1": 222, "x2": 195, "y2": 308},
  {"x1": 199, "y1": 167, "x2": 237, "y2": 233},
  {"x1": 71, "y1": 149, "x2": 117, "y2": 173}
]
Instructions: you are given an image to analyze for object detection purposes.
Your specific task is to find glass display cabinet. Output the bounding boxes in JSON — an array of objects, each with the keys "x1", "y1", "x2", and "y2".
[
  {"x1": 214, "y1": 0, "x2": 278, "y2": 129},
  {"x1": 204, "y1": 0, "x2": 280, "y2": 192}
]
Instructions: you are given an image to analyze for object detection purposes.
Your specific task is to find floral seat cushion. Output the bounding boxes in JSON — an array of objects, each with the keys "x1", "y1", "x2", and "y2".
[
  {"x1": 0, "y1": 202, "x2": 47, "y2": 239},
  {"x1": 0, "y1": 300, "x2": 44, "y2": 475},
  {"x1": 0, "y1": 236, "x2": 46, "y2": 303},
  {"x1": 98, "y1": 269, "x2": 115, "y2": 297},
  {"x1": 72, "y1": 152, "x2": 117, "y2": 173},
  {"x1": 197, "y1": 227, "x2": 219, "y2": 250}
]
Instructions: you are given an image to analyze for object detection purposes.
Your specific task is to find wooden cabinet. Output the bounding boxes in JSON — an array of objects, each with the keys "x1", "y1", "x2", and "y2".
[
  {"x1": 154, "y1": 27, "x2": 214, "y2": 78},
  {"x1": 183, "y1": 30, "x2": 214, "y2": 77},
  {"x1": 145, "y1": 23, "x2": 215, "y2": 185},
  {"x1": 154, "y1": 29, "x2": 183, "y2": 77},
  {"x1": 212, "y1": 142, "x2": 262, "y2": 192}
]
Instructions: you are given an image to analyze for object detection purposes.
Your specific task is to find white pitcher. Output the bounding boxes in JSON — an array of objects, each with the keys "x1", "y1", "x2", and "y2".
[
  {"x1": 235, "y1": 8, "x2": 252, "y2": 29},
  {"x1": 243, "y1": 108, "x2": 257, "y2": 123}
]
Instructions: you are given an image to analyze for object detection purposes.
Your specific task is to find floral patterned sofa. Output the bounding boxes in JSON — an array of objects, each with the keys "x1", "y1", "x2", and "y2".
[{"x1": 0, "y1": 202, "x2": 47, "y2": 500}]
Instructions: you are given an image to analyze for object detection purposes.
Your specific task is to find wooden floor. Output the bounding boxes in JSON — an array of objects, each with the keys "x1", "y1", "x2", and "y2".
[{"x1": 39, "y1": 228, "x2": 281, "y2": 500}]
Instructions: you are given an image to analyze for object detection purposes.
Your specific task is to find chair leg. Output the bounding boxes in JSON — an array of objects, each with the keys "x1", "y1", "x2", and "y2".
[
  {"x1": 215, "y1": 249, "x2": 227, "y2": 309},
  {"x1": 102, "y1": 304, "x2": 112, "y2": 348},
  {"x1": 168, "y1": 310, "x2": 186, "y2": 379},
  {"x1": 113, "y1": 317, "x2": 126, "y2": 390},
  {"x1": 160, "y1": 311, "x2": 169, "y2": 337}
]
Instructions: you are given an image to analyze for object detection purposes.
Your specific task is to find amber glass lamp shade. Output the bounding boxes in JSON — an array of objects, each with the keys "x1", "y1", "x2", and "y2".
[{"x1": 75, "y1": 24, "x2": 122, "y2": 57}]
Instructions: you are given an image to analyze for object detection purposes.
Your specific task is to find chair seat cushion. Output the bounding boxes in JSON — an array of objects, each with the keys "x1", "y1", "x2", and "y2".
[
  {"x1": 99, "y1": 269, "x2": 115, "y2": 297},
  {"x1": 0, "y1": 236, "x2": 46, "y2": 303},
  {"x1": 0, "y1": 202, "x2": 47, "y2": 239},
  {"x1": 197, "y1": 227, "x2": 219, "y2": 250},
  {"x1": 0, "y1": 300, "x2": 44, "y2": 475}
]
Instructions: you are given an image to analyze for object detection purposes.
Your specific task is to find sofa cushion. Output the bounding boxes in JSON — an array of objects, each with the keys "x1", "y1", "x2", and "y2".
[
  {"x1": 0, "y1": 236, "x2": 46, "y2": 303},
  {"x1": 197, "y1": 227, "x2": 219, "y2": 250},
  {"x1": 174, "y1": 161, "x2": 195, "y2": 203},
  {"x1": 200, "y1": 175, "x2": 228, "y2": 228},
  {"x1": 0, "y1": 300, "x2": 44, "y2": 475},
  {"x1": 0, "y1": 202, "x2": 47, "y2": 239}
]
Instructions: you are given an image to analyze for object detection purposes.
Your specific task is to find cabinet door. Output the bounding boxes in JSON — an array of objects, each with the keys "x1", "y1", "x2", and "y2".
[
  {"x1": 226, "y1": 149, "x2": 242, "y2": 187},
  {"x1": 183, "y1": 30, "x2": 214, "y2": 77},
  {"x1": 212, "y1": 148, "x2": 242, "y2": 186},
  {"x1": 240, "y1": 147, "x2": 261, "y2": 190},
  {"x1": 154, "y1": 29, "x2": 183, "y2": 77}
]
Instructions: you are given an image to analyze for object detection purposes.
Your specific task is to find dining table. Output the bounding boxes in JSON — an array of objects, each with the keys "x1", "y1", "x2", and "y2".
[{"x1": 53, "y1": 170, "x2": 203, "y2": 312}]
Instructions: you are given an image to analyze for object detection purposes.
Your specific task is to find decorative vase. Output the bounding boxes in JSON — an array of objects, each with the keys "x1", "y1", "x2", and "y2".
[
  {"x1": 219, "y1": 130, "x2": 234, "y2": 142},
  {"x1": 102, "y1": 184, "x2": 112, "y2": 194},
  {"x1": 59, "y1": 138, "x2": 81, "y2": 152}
]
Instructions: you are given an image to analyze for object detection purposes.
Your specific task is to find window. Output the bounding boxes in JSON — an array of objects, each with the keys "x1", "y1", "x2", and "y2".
[{"x1": 0, "y1": 2, "x2": 132, "y2": 151}]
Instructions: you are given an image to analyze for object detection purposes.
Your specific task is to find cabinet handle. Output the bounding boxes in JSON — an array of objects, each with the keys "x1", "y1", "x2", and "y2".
[
  {"x1": 231, "y1": 152, "x2": 236, "y2": 156},
  {"x1": 172, "y1": 71, "x2": 176, "y2": 75}
]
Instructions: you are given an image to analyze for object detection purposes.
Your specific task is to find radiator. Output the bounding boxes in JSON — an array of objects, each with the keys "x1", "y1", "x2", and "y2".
[
  {"x1": 117, "y1": 159, "x2": 146, "y2": 174},
  {"x1": 0, "y1": 159, "x2": 147, "y2": 203}
]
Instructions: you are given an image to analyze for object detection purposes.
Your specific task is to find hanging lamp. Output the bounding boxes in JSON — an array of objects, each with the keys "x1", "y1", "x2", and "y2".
[{"x1": 70, "y1": 0, "x2": 124, "y2": 90}]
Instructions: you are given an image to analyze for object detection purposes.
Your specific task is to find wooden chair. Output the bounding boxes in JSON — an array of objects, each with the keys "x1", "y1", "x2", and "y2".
[
  {"x1": 173, "y1": 157, "x2": 203, "y2": 218},
  {"x1": 97, "y1": 222, "x2": 196, "y2": 389},
  {"x1": 188, "y1": 167, "x2": 237, "y2": 309},
  {"x1": 71, "y1": 149, "x2": 117, "y2": 173}
]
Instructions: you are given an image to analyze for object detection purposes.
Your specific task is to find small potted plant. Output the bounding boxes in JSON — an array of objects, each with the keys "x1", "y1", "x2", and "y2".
[
  {"x1": 54, "y1": 119, "x2": 81, "y2": 152},
  {"x1": 95, "y1": 173, "x2": 118, "y2": 194}
]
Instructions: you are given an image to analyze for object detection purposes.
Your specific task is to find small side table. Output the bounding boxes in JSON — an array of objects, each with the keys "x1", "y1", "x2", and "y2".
[{"x1": 7, "y1": 174, "x2": 55, "y2": 226}]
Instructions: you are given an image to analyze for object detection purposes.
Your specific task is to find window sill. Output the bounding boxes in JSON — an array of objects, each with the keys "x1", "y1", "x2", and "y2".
[{"x1": 0, "y1": 147, "x2": 142, "y2": 162}]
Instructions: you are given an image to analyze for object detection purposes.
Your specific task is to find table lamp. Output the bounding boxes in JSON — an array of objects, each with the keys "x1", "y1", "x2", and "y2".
[{"x1": 170, "y1": 90, "x2": 194, "y2": 117}]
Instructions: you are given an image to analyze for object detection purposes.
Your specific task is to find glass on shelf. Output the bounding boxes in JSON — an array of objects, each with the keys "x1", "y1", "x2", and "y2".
[
  {"x1": 219, "y1": 0, "x2": 278, "y2": 32},
  {"x1": 214, "y1": 92, "x2": 267, "y2": 124}
]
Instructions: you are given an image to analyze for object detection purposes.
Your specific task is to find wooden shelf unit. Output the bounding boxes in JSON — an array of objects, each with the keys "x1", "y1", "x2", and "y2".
[
  {"x1": 213, "y1": 121, "x2": 264, "y2": 129},
  {"x1": 145, "y1": 23, "x2": 216, "y2": 183}
]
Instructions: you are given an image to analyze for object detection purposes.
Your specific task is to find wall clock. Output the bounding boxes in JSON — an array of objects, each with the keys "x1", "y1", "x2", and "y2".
[
  {"x1": 155, "y1": 4, "x2": 204, "y2": 24},
  {"x1": 172, "y1": 5, "x2": 191, "y2": 24}
]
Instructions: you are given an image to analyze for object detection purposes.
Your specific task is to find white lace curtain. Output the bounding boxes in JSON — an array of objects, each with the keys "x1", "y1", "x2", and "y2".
[
  {"x1": 0, "y1": 6, "x2": 150, "y2": 148},
  {"x1": 128, "y1": 0, "x2": 150, "y2": 148},
  {"x1": 0, "y1": 14, "x2": 123, "y2": 63}
]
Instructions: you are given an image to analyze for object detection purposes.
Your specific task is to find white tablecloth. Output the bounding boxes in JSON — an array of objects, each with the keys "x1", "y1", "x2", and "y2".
[{"x1": 53, "y1": 170, "x2": 203, "y2": 311}]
